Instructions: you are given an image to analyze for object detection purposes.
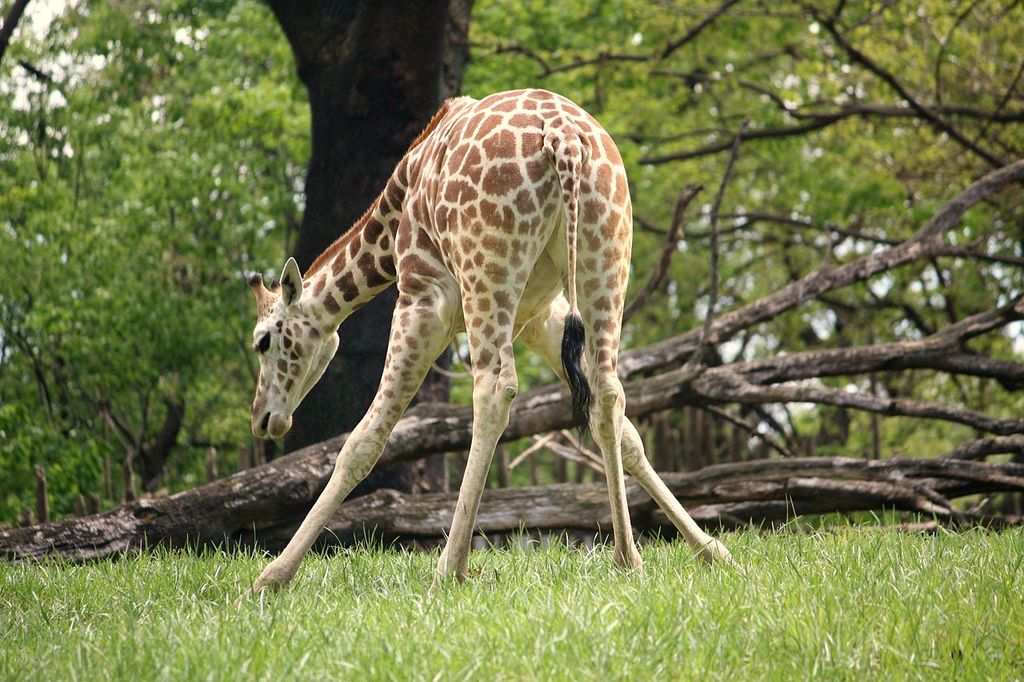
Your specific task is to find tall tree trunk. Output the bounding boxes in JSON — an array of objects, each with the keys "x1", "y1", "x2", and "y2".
[{"x1": 266, "y1": 0, "x2": 473, "y2": 493}]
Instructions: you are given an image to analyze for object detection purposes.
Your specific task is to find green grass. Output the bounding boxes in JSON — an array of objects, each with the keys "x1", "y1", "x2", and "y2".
[{"x1": 2, "y1": 529, "x2": 1023, "y2": 681}]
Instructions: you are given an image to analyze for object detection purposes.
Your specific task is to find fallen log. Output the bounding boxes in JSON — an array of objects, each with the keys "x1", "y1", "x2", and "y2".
[{"x1": 4, "y1": 456, "x2": 1021, "y2": 561}]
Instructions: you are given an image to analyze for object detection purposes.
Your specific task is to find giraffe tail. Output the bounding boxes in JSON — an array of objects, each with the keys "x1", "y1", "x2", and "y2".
[{"x1": 545, "y1": 126, "x2": 592, "y2": 429}]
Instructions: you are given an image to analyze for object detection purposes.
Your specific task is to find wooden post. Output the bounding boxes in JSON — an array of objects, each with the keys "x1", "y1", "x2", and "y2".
[
  {"x1": 206, "y1": 448, "x2": 219, "y2": 482},
  {"x1": 446, "y1": 451, "x2": 468, "y2": 493},
  {"x1": 17, "y1": 509, "x2": 35, "y2": 528},
  {"x1": 251, "y1": 441, "x2": 262, "y2": 468},
  {"x1": 495, "y1": 444, "x2": 510, "y2": 488},
  {"x1": 103, "y1": 452, "x2": 113, "y2": 499},
  {"x1": 73, "y1": 494, "x2": 86, "y2": 517},
  {"x1": 653, "y1": 413, "x2": 673, "y2": 471},
  {"x1": 34, "y1": 465, "x2": 50, "y2": 523},
  {"x1": 730, "y1": 421, "x2": 745, "y2": 462},
  {"x1": 87, "y1": 493, "x2": 101, "y2": 515},
  {"x1": 684, "y1": 407, "x2": 699, "y2": 470},
  {"x1": 699, "y1": 409, "x2": 714, "y2": 467},
  {"x1": 123, "y1": 456, "x2": 137, "y2": 503},
  {"x1": 237, "y1": 444, "x2": 251, "y2": 472},
  {"x1": 553, "y1": 444, "x2": 567, "y2": 484}
]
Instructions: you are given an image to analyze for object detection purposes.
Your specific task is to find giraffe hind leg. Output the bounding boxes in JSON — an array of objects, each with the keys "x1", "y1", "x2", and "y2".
[
  {"x1": 435, "y1": 293, "x2": 522, "y2": 583},
  {"x1": 520, "y1": 296, "x2": 733, "y2": 564},
  {"x1": 586, "y1": 352, "x2": 643, "y2": 568}
]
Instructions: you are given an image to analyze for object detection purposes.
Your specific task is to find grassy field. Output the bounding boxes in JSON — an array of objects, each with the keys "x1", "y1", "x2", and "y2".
[{"x1": 2, "y1": 528, "x2": 1022, "y2": 681}]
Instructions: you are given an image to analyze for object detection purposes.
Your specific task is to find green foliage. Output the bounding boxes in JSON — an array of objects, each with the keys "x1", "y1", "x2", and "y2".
[
  {"x1": 466, "y1": 0, "x2": 1024, "y2": 454},
  {"x1": 1, "y1": 1, "x2": 1023, "y2": 521},
  {"x1": 2, "y1": 530, "x2": 1023, "y2": 679},
  {"x1": 0, "y1": 1, "x2": 306, "y2": 519}
]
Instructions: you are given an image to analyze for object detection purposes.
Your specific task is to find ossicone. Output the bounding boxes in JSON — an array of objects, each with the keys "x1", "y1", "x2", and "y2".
[{"x1": 248, "y1": 270, "x2": 277, "y2": 313}]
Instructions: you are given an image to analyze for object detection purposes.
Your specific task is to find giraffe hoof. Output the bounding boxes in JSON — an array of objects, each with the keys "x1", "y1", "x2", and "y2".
[
  {"x1": 695, "y1": 538, "x2": 733, "y2": 565},
  {"x1": 430, "y1": 569, "x2": 466, "y2": 594},
  {"x1": 613, "y1": 546, "x2": 643, "y2": 570},
  {"x1": 251, "y1": 560, "x2": 297, "y2": 593}
]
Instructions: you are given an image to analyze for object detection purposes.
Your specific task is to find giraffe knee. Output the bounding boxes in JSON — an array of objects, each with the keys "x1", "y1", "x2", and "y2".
[
  {"x1": 338, "y1": 442, "x2": 381, "y2": 486},
  {"x1": 593, "y1": 375, "x2": 624, "y2": 412},
  {"x1": 473, "y1": 368, "x2": 518, "y2": 405},
  {"x1": 620, "y1": 422, "x2": 646, "y2": 471},
  {"x1": 497, "y1": 371, "x2": 519, "y2": 403}
]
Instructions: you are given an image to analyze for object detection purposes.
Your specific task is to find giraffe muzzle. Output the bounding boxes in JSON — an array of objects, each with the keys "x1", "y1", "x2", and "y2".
[
  {"x1": 253, "y1": 410, "x2": 292, "y2": 439},
  {"x1": 266, "y1": 412, "x2": 293, "y2": 439}
]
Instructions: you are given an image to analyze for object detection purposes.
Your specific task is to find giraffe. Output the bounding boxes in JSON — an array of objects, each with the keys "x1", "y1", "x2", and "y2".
[{"x1": 247, "y1": 88, "x2": 732, "y2": 592}]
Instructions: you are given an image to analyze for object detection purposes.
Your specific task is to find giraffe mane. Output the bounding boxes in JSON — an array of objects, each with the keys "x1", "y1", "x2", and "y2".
[{"x1": 304, "y1": 98, "x2": 456, "y2": 278}]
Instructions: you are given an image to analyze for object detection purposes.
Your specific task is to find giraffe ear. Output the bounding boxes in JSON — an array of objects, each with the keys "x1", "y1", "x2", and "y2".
[{"x1": 280, "y1": 257, "x2": 303, "y2": 306}]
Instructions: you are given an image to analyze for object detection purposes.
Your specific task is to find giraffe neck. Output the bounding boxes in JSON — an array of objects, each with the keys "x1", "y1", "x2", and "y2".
[{"x1": 301, "y1": 177, "x2": 404, "y2": 329}]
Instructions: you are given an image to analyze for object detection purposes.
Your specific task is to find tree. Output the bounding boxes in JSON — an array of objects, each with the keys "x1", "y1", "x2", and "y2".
[
  {"x1": 1, "y1": 0, "x2": 1022, "y2": 534},
  {"x1": 265, "y1": 0, "x2": 473, "y2": 495},
  {"x1": 0, "y1": 1, "x2": 310, "y2": 517}
]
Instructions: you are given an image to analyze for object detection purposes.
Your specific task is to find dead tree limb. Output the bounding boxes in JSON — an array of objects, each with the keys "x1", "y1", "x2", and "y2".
[
  {"x1": 622, "y1": 183, "x2": 701, "y2": 324},
  {"x1": 813, "y1": 7, "x2": 1005, "y2": 168},
  {"x1": 619, "y1": 158, "x2": 1024, "y2": 377},
  {"x1": 693, "y1": 119, "x2": 747, "y2": 365},
  {"x1": 3, "y1": 456, "x2": 1021, "y2": 560}
]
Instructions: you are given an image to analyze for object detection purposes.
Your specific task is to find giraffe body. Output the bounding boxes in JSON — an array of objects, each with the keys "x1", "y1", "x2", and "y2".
[{"x1": 247, "y1": 89, "x2": 731, "y2": 591}]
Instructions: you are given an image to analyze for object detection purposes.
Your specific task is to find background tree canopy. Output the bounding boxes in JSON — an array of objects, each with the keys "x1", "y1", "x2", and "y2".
[{"x1": 1, "y1": 0, "x2": 1022, "y2": 525}]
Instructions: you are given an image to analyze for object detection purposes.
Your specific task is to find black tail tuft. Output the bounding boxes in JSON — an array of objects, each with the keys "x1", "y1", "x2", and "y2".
[{"x1": 561, "y1": 312, "x2": 593, "y2": 431}]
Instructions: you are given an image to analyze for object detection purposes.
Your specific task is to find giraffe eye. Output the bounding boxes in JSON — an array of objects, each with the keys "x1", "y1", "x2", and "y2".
[{"x1": 257, "y1": 333, "x2": 271, "y2": 354}]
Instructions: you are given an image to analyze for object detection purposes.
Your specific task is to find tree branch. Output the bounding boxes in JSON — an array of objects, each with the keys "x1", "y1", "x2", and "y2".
[
  {"x1": 622, "y1": 184, "x2": 702, "y2": 324},
  {"x1": 640, "y1": 100, "x2": 1024, "y2": 165},
  {"x1": 4, "y1": 455, "x2": 1021, "y2": 560},
  {"x1": 693, "y1": 119, "x2": 747, "y2": 364},
  {"x1": 693, "y1": 369, "x2": 1024, "y2": 435},
  {"x1": 814, "y1": 8, "x2": 1005, "y2": 168},
  {"x1": 660, "y1": 0, "x2": 744, "y2": 59},
  {"x1": 0, "y1": 0, "x2": 31, "y2": 67},
  {"x1": 618, "y1": 158, "x2": 1024, "y2": 377}
]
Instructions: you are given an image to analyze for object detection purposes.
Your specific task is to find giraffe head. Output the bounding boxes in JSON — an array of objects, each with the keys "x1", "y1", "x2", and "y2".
[{"x1": 248, "y1": 257, "x2": 339, "y2": 439}]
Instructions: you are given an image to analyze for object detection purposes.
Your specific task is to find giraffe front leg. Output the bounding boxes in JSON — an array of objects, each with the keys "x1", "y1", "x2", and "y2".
[
  {"x1": 251, "y1": 422, "x2": 389, "y2": 592},
  {"x1": 252, "y1": 294, "x2": 454, "y2": 593}
]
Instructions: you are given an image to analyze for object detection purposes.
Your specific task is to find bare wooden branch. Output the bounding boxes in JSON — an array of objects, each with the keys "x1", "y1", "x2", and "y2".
[
  {"x1": 698, "y1": 404, "x2": 796, "y2": 458},
  {"x1": 692, "y1": 369, "x2": 1024, "y2": 435},
  {"x1": 34, "y1": 465, "x2": 48, "y2": 524},
  {"x1": 660, "y1": 0, "x2": 744, "y2": 59},
  {"x1": 486, "y1": 0, "x2": 743, "y2": 79},
  {"x1": 622, "y1": 184, "x2": 702, "y2": 324},
  {"x1": 639, "y1": 99, "x2": 1024, "y2": 165},
  {"x1": 694, "y1": 119, "x2": 748, "y2": 364},
  {"x1": 814, "y1": 8, "x2": 1005, "y2": 168},
  {"x1": 642, "y1": 114, "x2": 846, "y2": 164},
  {"x1": 942, "y1": 435, "x2": 1024, "y2": 461},
  {"x1": 618, "y1": 158, "x2": 1024, "y2": 377}
]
